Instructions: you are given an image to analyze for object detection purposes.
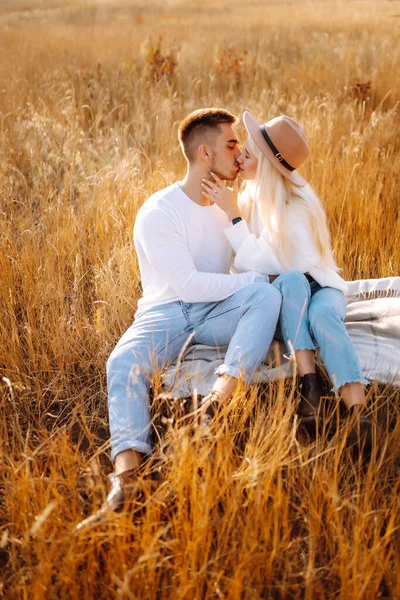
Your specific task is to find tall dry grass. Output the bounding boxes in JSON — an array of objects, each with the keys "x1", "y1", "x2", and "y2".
[{"x1": 1, "y1": 0, "x2": 400, "y2": 598}]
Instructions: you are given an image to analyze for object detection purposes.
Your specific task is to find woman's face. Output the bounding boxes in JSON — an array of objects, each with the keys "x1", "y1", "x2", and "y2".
[{"x1": 237, "y1": 137, "x2": 258, "y2": 180}]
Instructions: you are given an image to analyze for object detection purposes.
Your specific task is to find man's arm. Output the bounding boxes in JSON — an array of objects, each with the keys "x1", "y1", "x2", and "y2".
[{"x1": 135, "y1": 208, "x2": 268, "y2": 304}]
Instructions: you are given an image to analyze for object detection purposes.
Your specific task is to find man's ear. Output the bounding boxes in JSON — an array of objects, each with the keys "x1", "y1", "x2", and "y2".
[{"x1": 198, "y1": 144, "x2": 211, "y2": 161}]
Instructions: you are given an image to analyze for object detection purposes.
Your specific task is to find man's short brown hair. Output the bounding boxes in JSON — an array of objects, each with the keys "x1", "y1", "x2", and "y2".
[{"x1": 178, "y1": 108, "x2": 237, "y2": 163}]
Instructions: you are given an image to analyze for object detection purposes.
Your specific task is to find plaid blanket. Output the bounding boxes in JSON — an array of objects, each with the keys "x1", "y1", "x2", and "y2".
[{"x1": 161, "y1": 277, "x2": 400, "y2": 398}]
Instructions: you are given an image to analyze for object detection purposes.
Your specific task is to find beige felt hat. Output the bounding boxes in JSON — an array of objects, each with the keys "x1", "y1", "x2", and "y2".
[{"x1": 243, "y1": 111, "x2": 310, "y2": 186}]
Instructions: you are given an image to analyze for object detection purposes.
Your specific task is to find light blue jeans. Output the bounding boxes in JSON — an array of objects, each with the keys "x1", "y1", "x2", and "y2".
[
  {"x1": 272, "y1": 271, "x2": 368, "y2": 391},
  {"x1": 107, "y1": 283, "x2": 282, "y2": 460}
]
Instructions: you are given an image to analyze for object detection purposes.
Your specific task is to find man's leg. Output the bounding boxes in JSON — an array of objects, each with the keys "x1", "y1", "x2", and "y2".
[
  {"x1": 107, "y1": 301, "x2": 194, "y2": 472},
  {"x1": 75, "y1": 302, "x2": 195, "y2": 527},
  {"x1": 192, "y1": 282, "x2": 282, "y2": 406}
]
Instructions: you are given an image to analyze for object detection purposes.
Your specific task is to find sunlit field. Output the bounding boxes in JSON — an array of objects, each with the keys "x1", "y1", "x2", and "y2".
[{"x1": 1, "y1": 0, "x2": 400, "y2": 598}]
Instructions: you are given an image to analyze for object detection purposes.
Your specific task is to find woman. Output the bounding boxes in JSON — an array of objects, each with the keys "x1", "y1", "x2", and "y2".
[{"x1": 201, "y1": 111, "x2": 372, "y2": 446}]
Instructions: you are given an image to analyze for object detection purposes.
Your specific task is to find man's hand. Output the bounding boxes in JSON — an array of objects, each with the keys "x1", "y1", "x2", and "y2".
[{"x1": 201, "y1": 172, "x2": 241, "y2": 221}]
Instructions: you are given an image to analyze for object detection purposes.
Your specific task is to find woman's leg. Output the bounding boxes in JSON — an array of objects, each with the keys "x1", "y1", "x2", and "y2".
[
  {"x1": 307, "y1": 287, "x2": 372, "y2": 451},
  {"x1": 272, "y1": 271, "x2": 315, "y2": 361},
  {"x1": 307, "y1": 287, "x2": 369, "y2": 407},
  {"x1": 295, "y1": 350, "x2": 317, "y2": 377},
  {"x1": 339, "y1": 382, "x2": 366, "y2": 409},
  {"x1": 272, "y1": 271, "x2": 322, "y2": 419}
]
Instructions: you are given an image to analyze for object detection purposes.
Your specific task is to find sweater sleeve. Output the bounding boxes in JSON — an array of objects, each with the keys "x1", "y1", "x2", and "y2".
[
  {"x1": 223, "y1": 209, "x2": 324, "y2": 275},
  {"x1": 135, "y1": 208, "x2": 268, "y2": 303},
  {"x1": 224, "y1": 220, "x2": 284, "y2": 275},
  {"x1": 288, "y1": 215, "x2": 322, "y2": 272}
]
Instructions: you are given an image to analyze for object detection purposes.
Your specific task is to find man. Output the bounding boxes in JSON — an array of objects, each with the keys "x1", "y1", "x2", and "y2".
[{"x1": 80, "y1": 108, "x2": 282, "y2": 522}]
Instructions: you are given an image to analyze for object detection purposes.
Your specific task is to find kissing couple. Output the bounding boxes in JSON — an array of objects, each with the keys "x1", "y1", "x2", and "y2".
[{"x1": 78, "y1": 107, "x2": 372, "y2": 527}]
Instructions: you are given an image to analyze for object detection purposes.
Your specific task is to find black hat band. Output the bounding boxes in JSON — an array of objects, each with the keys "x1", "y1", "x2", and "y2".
[{"x1": 260, "y1": 125, "x2": 295, "y2": 172}]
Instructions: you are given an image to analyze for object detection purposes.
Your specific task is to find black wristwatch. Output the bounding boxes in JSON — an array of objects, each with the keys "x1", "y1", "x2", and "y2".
[{"x1": 231, "y1": 217, "x2": 243, "y2": 225}]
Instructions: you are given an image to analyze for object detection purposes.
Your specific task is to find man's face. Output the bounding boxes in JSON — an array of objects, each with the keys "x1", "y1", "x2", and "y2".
[{"x1": 209, "y1": 123, "x2": 241, "y2": 181}]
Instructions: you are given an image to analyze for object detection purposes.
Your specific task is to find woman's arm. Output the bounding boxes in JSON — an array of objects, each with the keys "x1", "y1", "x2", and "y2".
[
  {"x1": 201, "y1": 174, "x2": 323, "y2": 276},
  {"x1": 225, "y1": 207, "x2": 324, "y2": 275},
  {"x1": 201, "y1": 173, "x2": 283, "y2": 275},
  {"x1": 224, "y1": 220, "x2": 284, "y2": 275}
]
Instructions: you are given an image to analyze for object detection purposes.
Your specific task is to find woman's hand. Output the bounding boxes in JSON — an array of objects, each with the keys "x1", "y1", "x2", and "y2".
[{"x1": 201, "y1": 172, "x2": 241, "y2": 221}]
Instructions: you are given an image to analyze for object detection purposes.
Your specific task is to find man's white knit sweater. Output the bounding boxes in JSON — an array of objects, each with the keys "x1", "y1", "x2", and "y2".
[
  {"x1": 223, "y1": 199, "x2": 348, "y2": 294},
  {"x1": 134, "y1": 182, "x2": 268, "y2": 311}
]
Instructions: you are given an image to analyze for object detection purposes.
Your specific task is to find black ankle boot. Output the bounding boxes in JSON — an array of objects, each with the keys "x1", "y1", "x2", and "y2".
[{"x1": 298, "y1": 373, "x2": 322, "y2": 423}]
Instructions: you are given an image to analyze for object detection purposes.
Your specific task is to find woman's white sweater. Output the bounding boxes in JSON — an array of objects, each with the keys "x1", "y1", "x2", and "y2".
[{"x1": 223, "y1": 201, "x2": 348, "y2": 294}]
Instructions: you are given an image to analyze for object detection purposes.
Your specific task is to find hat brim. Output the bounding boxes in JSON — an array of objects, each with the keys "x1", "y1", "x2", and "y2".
[{"x1": 242, "y1": 111, "x2": 307, "y2": 187}]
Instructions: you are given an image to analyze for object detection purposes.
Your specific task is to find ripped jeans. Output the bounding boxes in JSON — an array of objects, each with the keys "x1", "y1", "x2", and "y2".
[
  {"x1": 107, "y1": 282, "x2": 281, "y2": 460},
  {"x1": 272, "y1": 270, "x2": 368, "y2": 391}
]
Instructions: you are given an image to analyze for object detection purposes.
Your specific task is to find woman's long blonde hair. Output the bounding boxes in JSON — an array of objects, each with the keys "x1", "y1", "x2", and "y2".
[{"x1": 240, "y1": 135, "x2": 339, "y2": 271}]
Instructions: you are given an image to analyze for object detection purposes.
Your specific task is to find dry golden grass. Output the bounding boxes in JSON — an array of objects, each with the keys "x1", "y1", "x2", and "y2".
[{"x1": 1, "y1": 0, "x2": 400, "y2": 598}]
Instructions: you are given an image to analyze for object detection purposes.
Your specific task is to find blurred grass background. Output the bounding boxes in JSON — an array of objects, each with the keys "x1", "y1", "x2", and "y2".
[{"x1": 0, "y1": 1, "x2": 400, "y2": 598}]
